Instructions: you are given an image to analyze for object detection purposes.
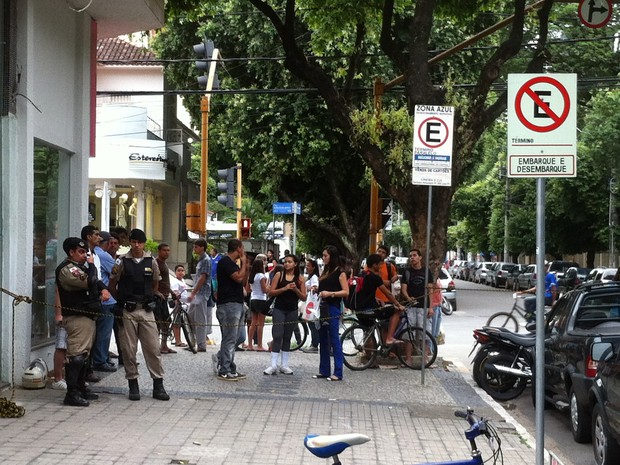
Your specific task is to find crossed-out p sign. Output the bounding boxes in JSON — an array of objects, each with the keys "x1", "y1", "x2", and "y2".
[
  {"x1": 412, "y1": 105, "x2": 454, "y2": 186},
  {"x1": 507, "y1": 74, "x2": 577, "y2": 178}
]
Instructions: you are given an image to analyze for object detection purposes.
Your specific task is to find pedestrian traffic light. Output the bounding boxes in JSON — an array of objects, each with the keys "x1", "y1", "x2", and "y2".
[
  {"x1": 193, "y1": 37, "x2": 219, "y2": 89},
  {"x1": 217, "y1": 167, "x2": 235, "y2": 208},
  {"x1": 240, "y1": 218, "x2": 252, "y2": 239}
]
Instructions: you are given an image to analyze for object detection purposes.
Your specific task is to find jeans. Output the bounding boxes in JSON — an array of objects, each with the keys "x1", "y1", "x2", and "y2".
[
  {"x1": 310, "y1": 321, "x2": 319, "y2": 348},
  {"x1": 91, "y1": 303, "x2": 115, "y2": 366},
  {"x1": 318, "y1": 303, "x2": 344, "y2": 379},
  {"x1": 216, "y1": 302, "x2": 244, "y2": 375},
  {"x1": 188, "y1": 295, "x2": 211, "y2": 350},
  {"x1": 431, "y1": 305, "x2": 442, "y2": 338},
  {"x1": 271, "y1": 308, "x2": 297, "y2": 353}
]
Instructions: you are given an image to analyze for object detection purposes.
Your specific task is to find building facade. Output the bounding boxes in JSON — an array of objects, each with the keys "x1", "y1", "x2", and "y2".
[{"x1": 0, "y1": 0, "x2": 164, "y2": 385}]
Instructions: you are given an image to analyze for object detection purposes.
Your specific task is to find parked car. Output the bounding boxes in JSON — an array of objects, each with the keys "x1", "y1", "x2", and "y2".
[
  {"x1": 587, "y1": 267, "x2": 608, "y2": 282},
  {"x1": 457, "y1": 261, "x2": 475, "y2": 281},
  {"x1": 590, "y1": 341, "x2": 620, "y2": 465},
  {"x1": 490, "y1": 262, "x2": 519, "y2": 288},
  {"x1": 548, "y1": 260, "x2": 580, "y2": 279},
  {"x1": 577, "y1": 267, "x2": 591, "y2": 282},
  {"x1": 596, "y1": 268, "x2": 618, "y2": 283},
  {"x1": 484, "y1": 262, "x2": 498, "y2": 285},
  {"x1": 517, "y1": 264, "x2": 537, "y2": 290},
  {"x1": 535, "y1": 282, "x2": 620, "y2": 444},
  {"x1": 473, "y1": 262, "x2": 494, "y2": 284},
  {"x1": 449, "y1": 259, "x2": 466, "y2": 278},
  {"x1": 438, "y1": 268, "x2": 457, "y2": 312},
  {"x1": 505, "y1": 264, "x2": 526, "y2": 291}
]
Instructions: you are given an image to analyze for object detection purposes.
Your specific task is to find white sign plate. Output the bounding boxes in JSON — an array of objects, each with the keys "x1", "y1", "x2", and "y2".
[
  {"x1": 578, "y1": 0, "x2": 613, "y2": 28},
  {"x1": 412, "y1": 105, "x2": 454, "y2": 186},
  {"x1": 507, "y1": 73, "x2": 577, "y2": 178}
]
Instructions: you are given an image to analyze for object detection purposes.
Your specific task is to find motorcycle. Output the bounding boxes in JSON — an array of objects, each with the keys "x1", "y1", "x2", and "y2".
[{"x1": 469, "y1": 326, "x2": 535, "y2": 401}]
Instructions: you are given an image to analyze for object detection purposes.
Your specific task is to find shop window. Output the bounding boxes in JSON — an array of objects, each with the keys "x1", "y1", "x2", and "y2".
[{"x1": 31, "y1": 144, "x2": 63, "y2": 346}]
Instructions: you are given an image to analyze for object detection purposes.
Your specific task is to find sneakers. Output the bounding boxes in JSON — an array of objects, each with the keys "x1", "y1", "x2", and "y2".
[
  {"x1": 263, "y1": 366, "x2": 277, "y2": 375},
  {"x1": 211, "y1": 353, "x2": 219, "y2": 375},
  {"x1": 279, "y1": 366, "x2": 294, "y2": 375},
  {"x1": 302, "y1": 346, "x2": 319, "y2": 353},
  {"x1": 217, "y1": 373, "x2": 239, "y2": 381},
  {"x1": 50, "y1": 379, "x2": 67, "y2": 390},
  {"x1": 230, "y1": 372, "x2": 246, "y2": 380}
]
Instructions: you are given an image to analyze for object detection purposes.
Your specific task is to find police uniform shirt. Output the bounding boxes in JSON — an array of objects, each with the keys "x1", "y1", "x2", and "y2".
[
  {"x1": 57, "y1": 260, "x2": 90, "y2": 291},
  {"x1": 111, "y1": 249, "x2": 161, "y2": 284}
]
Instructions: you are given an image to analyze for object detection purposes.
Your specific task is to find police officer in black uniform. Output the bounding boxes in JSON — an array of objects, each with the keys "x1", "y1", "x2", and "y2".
[
  {"x1": 109, "y1": 228, "x2": 169, "y2": 401},
  {"x1": 55, "y1": 237, "x2": 108, "y2": 407}
]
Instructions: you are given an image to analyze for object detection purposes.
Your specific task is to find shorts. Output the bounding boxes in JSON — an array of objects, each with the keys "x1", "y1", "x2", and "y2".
[
  {"x1": 251, "y1": 299, "x2": 270, "y2": 316},
  {"x1": 55, "y1": 324, "x2": 68, "y2": 350}
]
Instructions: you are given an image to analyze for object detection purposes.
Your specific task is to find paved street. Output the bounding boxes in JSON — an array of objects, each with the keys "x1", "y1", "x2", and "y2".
[{"x1": 0, "y1": 333, "x2": 536, "y2": 464}]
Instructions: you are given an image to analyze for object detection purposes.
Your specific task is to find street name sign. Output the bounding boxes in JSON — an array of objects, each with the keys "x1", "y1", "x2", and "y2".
[
  {"x1": 412, "y1": 105, "x2": 454, "y2": 186},
  {"x1": 272, "y1": 202, "x2": 301, "y2": 215},
  {"x1": 507, "y1": 74, "x2": 577, "y2": 178},
  {"x1": 578, "y1": 0, "x2": 613, "y2": 28}
]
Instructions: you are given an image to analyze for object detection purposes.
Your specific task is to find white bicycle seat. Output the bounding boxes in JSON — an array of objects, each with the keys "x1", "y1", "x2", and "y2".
[{"x1": 304, "y1": 433, "x2": 371, "y2": 458}]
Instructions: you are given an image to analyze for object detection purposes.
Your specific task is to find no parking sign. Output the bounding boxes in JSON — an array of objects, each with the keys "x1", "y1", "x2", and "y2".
[
  {"x1": 507, "y1": 74, "x2": 577, "y2": 178},
  {"x1": 412, "y1": 105, "x2": 454, "y2": 186}
]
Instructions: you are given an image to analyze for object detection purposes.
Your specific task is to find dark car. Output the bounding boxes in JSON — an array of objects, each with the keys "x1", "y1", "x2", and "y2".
[
  {"x1": 536, "y1": 282, "x2": 620, "y2": 443},
  {"x1": 548, "y1": 260, "x2": 580, "y2": 279},
  {"x1": 589, "y1": 341, "x2": 620, "y2": 465}
]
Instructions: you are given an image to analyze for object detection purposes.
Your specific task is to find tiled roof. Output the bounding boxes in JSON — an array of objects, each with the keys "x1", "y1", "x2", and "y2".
[{"x1": 97, "y1": 37, "x2": 158, "y2": 65}]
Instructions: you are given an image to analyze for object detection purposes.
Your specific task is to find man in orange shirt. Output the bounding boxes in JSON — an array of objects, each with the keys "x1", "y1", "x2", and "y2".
[{"x1": 374, "y1": 245, "x2": 398, "y2": 304}]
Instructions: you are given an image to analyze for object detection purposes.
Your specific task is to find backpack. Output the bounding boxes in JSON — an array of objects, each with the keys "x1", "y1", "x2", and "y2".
[{"x1": 346, "y1": 271, "x2": 369, "y2": 311}]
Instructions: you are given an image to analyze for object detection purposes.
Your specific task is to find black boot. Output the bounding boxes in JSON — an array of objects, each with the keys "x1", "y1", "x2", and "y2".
[
  {"x1": 63, "y1": 356, "x2": 89, "y2": 407},
  {"x1": 78, "y1": 358, "x2": 99, "y2": 401},
  {"x1": 152, "y1": 378, "x2": 170, "y2": 401},
  {"x1": 128, "y1": 379, "x2": 140, "y2": 401}
]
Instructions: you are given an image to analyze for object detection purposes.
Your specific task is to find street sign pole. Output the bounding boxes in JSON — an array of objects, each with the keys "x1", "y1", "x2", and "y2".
[
  {"x1": 535, "y1": 178, "x2": 546, "y2": 465},
  {"x1": 292, "y1": 201, "x2": 298, "y2": 255}
]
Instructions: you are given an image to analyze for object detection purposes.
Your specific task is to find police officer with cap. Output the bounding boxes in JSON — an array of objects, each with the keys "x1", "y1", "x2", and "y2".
[
  {"x1": 109, "y1": 228, "x2": 169, "y2": 401},
  {"x1": 55, "y1": 237, "x2": 107, "y2": 406}
]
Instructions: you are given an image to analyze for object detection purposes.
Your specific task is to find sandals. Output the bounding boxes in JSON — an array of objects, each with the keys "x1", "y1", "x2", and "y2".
[
  {"x1": 326, "y1": 375, "x2": 342, "y2": 382},
  {"x1": 175, "y1": 342, "x2": 188, "y2": 348},
  {"x1": 161, "y1": 348, "x2": 177, "y2": 354}
]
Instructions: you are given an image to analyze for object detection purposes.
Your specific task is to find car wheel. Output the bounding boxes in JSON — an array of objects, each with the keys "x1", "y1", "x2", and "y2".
[
  {"x1": 570, "y1": 387, "x2": 592, "y2": 443},
  {"x1": 592, "y1": 402, "x2": 620, "y2": 465}
]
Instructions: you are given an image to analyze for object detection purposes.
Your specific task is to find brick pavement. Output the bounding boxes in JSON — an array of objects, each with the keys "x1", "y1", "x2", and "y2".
[{"x1": 0, "y1": 346, "x2": 536, "y2": 464}]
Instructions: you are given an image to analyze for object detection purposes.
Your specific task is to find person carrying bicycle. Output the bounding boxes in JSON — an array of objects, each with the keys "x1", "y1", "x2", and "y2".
[{"x1": 354, "y1": 254, "x2": 404, "y2": 345}]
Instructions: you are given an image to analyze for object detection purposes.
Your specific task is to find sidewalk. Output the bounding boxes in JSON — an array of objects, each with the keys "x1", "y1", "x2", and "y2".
[{"x1": 0, "y1": 345, "x2": 536, "y2": 464}]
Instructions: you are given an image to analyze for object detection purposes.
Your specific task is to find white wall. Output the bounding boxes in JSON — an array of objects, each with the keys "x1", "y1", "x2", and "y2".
[{"x1": 0, "y1": 0, "x2": 92, "y2": 382}]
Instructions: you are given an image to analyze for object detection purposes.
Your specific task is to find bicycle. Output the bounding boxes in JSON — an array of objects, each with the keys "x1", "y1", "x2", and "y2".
[
  {"x1": 340, "y1": 304, "x2": 437, "y2": 370},
  {"x1": 485, "y1": 293, "x2": 536, "y2": 333},
  {"x1": 304, "y1": 408, "x2": 503, "y2": 465},
  {"x1": 167, "y1": 296, "x2": 198, "y2": 354}
]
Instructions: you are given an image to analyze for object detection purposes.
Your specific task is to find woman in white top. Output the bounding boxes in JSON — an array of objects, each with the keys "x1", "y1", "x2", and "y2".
[
  {"x1": 247, "y1": 258, "x2": 269, "y2": 351},
  {"x1": 302, "y1": 258, "x2": 321, "y2": 353}
]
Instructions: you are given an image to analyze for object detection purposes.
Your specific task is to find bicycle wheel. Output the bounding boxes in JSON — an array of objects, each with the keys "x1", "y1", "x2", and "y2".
[
  {"x1": 340, "y1": 314, "x2": 357, "y2": 336},
  {"x1": 486, "y1": 312, "x2": 519, "y2": 332},
  {"x1": 341, "y1": 325, "x2": 377, "y2": 370},
  {"x1": 290, "y1": 318, "x2": 308, "y2": 351},
  {"x1": 395, "y1": 325, "x2": 438, "y2": 369},
  {"x1": 180, "y1": 311, "x2": 197, "y2": 354}
]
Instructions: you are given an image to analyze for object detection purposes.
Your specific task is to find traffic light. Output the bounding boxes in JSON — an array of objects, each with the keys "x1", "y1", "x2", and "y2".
[
  {"x1": 217, "y1": 167, "x2": 235, "y2": 208},
  {"x1": 240, "y1": 218, "x2": 252, "y2": 239},
  {"x1": 193, "y1": 37, "x2": 219, "y2": 89}
]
